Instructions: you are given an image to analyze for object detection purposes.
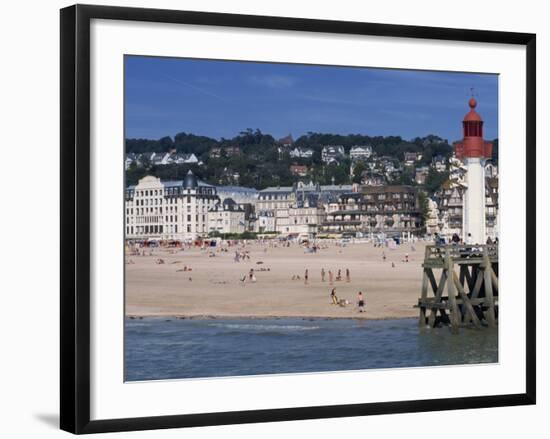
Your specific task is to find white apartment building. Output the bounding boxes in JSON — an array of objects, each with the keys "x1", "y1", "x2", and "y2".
[
  {"x1": 207, "y1": 198, "x2": 246, "y2": 235},
  {"x1": 286, "y1": 198, "x2": 326, "y2": 236},
  {"x1": 256, "y1": 187, "x2": 296, "y2": 211},
  {"x1": 256, "y1": 210, "x2": 276, "y2": 233},
  {"x1": 125, "y1": 171, "x2": 219, "y2": 241}
]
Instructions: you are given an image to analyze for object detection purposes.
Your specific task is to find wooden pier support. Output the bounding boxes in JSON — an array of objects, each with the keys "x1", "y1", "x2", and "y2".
[{"x1": 417, "y1": 244, "x2": 498, "y2": 332}]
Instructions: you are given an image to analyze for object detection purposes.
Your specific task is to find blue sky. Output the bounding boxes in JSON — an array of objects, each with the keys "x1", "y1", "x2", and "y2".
[{"x1": 125, "y1": 56, "x2": 498, "y2": 143}]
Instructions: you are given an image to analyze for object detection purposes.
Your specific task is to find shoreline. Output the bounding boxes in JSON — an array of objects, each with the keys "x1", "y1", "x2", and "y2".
[{"x1": 125, "y1": 313, "x2": 418, "y2": 321}]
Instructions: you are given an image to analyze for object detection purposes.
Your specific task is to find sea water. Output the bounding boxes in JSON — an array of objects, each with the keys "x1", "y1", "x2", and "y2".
[{"x1": 125, "y1": 317, "x2": 498, "y2": 381}]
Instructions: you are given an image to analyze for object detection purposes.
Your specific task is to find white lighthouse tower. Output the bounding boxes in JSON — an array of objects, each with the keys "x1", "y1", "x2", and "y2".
[{"x1": 454, "y1": 97, "x2": 493, "y2": 244}]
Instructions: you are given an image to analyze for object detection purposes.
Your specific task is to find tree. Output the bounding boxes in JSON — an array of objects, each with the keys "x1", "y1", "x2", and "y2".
[
  {"x1": 417, "y1": 190, "x2": 430, "y2": 224},
  {"x1": 424, "y1": 168, "x2": 449, "y2": 195},
  {"x1": 352, "y1": 161, "x2": 367, "y2": 184}
]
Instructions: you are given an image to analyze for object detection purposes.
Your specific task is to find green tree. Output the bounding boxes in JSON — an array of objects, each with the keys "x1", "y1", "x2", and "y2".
[
  {"x1": 424, "y1": 168, "x2": 449, "y2": 195},
  {"x1": 352, "y1": 161, "x2": 367, "y2": 183}
]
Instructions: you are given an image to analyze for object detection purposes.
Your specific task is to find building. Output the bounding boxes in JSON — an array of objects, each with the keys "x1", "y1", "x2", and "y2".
[
  {"x1": 485, "y1": 161, "x2": 498, "y2": 178},
  {"x1": 453, "y1": 97, "x2": 493, "y2": 243},
  {"x1": 290, "y1": 164, "x2": 309, "y2": 177},
  {"x1": 168, "y1": 152, "x2": 199, "y2": 165},
  {"x1": 414, "y1": 165, "x2": 430, "y2": 185},
  {"x1": 125, "y1": 152, "x2": 138, "y2": 170},
  {"x1": 256, "y1": 210, "x2": 276, "y2": 233},
  {"x1": 289, "y1": 147, "x2": 314, "y2": 159},
  {"x1": 321, "y1": 185, "x2": 422, "y2": 239},
  {"x1": 125, "y1": 171, "x2": 219, "y2": 241},
  {"x1": 433, "y1": 180, "x2": 466, "y2": 239},
  {"x1": 256, "y1": 181, "x2": 353, "y2": 235},
  {"x1": 431, "y1": 155, "x2": 447, "y2": 172},
  {"x1": 349, "y1": 145, "x2": 373, "y2": 161},
  {"x1": 321, "y1": 145, "x2": 345, "y2": 164},
  {"x1": 256, "y1": 186, "x2": 295, "y2": 211},
  {"x1": 207, "y1": 198, "x2": 246, "y2": 235},
  {"x1": 378, "y1": 156, "x2": 397, "y2": 173},
  {"x1": 277, "y1": 192, "x2": 325, "y2": 236},
  {"x1": 433, "y1": 176, "x2": 498, "y2": 241},
  {"x1": 404, "y1": 152, "x2": 422, "y2": 166},
  {"x1": 209, "y1": 146, "x2": 241, "y2": 158},
  {"x1": 125, "y1": 151, "x2": 201, "y2": 168},
  {"x1": 361, "y1": 170, "x2": 385, "y2": 186},
  {"x1": 278, "y1": 134, "x2": 294, "y2": 147}
]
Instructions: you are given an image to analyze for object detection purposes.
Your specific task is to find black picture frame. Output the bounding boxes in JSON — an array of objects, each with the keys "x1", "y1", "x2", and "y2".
[{"x1": 60, "y1": 4, "x2": 536, "y2": 434}]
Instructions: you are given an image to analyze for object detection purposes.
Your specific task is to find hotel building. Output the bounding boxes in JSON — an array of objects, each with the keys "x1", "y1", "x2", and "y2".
[{"x1": 125, "y1": 171, "x2": 219, "y2": 241}]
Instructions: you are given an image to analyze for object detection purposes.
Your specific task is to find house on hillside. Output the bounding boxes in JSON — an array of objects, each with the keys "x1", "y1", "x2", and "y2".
[
  {"x1": 290, "y1": 165, "x2": 309, "y2": 177},
  {"x1": 432, "y1": 155, "x2": 447, "y2": 172},
  {"x1": 349, "y1": 145, "x2": 373, "y2": 161},
  {"x1": 278, "y1": 134, "x2": 294, "y2": 147},
  {"x1": 289, "y1": 147, "x2": 314, "y2": 159},
  {"x1": 415, "y1": 166, "x2": 430, "y2": 185},
  {"x1": 361, "y1": 170, "x2": 385, "y2": 186},
  {"x1": 321, "y1": 145, "x2": 345, "y2": 164},
  {"x1": 404, "y1": 152, "x2": 422, "y2": 166},
  {"x1": 209, "y1": 146, "x2": 241, "y2": 158},
  {"x1": 168, "y1": 152, "x2": 199, "y2": 165}
]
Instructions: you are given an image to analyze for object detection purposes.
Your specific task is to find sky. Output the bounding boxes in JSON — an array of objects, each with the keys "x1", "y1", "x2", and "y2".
[{"x1": 125, "y1": 56, "x2": 498, "y2": 143}]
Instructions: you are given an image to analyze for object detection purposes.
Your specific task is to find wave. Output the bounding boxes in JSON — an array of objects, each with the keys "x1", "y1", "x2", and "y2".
[{"x1": 207, "y1": 323, "x2": 320, "y2": 332}]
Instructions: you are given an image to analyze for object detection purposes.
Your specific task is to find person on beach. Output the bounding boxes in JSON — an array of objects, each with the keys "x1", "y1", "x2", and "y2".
[
  {"x1": 321, "y1": 268, "x2": 326, "y2": 282},
  {"x1": 346, "y1": 268, "x2": 350, "y2": 282},
  {"x1": 304, "y1": 269, "x2": 309, "y2": 285},
  {"x1": 336, "y1": 269, "x2": 342, "y2": 281},
  {"x1": 357, "y1": 291, "x2": 365, "y2": 313},
  {"x1": 330, "y1": 288, "x2": 339, "y2": 305},
  {"x1": 452, "y1": 233, "x2": 460, "y2": 244},
  {"x1": 249, "y1": 268, "x2": 254, "y2": 281},
  {"x1": 382, "y1": 252, "x2": 386, "y2": 261},
  {"x1": 328, "y1": 270, "x2": 333, "y2": 285}
]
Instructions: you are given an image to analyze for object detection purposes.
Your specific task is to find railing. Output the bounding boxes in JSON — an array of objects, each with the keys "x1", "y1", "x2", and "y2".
[{"x1": 423, "y1": 244, "x2": 498, "y2": 267}]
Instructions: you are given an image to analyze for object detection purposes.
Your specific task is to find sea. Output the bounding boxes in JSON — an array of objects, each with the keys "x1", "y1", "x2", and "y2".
[{"x1": 125, "y1": 317, "x2": 498, "y2": 381}]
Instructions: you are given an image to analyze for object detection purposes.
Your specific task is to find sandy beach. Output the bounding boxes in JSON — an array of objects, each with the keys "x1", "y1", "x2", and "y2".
[{"x1": 125, "y1": 240, "x2": 426, "y2": 320}]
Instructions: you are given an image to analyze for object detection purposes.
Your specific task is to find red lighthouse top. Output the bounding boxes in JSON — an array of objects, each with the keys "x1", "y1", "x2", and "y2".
[{"x1": 454, "y1": 97, "x2": 492, "y2": 160}]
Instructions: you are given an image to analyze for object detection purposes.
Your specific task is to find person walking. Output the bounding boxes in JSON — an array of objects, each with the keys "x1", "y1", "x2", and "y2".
[
  {"x1": 357, "y1": 291, "x2": 365, "y2": 313},
  {"x1": 328, "y1": 270, "x2": 333, "y2": 285},
  {"x1": 346, "y1": 268, "x2": 351, "y2": 282},
  {"x1": 304, "y1": 269, "x2": 309, "y2": 285},
  {"x1": 321, "y1": 268, "x2": 326, "y2": 282}
]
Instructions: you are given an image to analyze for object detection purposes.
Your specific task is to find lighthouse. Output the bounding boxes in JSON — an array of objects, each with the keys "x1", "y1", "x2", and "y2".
[{"x1": 454, "y1": 97, "x2": 493, "y2": 244}]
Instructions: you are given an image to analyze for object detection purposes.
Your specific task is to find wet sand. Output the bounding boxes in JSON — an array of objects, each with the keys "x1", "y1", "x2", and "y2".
[{"x1": 125, "y1": 240, "x2": 426, "y2": 320}]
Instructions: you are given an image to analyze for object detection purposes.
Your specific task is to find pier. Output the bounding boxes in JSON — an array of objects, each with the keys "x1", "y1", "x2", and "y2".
[{"x1": 417, "y1": 244, "x2": 498, "y2": 332}]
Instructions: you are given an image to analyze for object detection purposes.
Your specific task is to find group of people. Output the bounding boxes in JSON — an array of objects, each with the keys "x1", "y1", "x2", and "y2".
[
  {"x1": 233, "y1": 250, "x2": 251, "y2": 262},
  {"x1": 435, "y1": 232, "x2": 499, "y2": 246},
  {"x1": 330, "y1": 288, "x2": 366, "y2": 313},
  {"x1": 321, "y1": 268, "x2": 351, "y2": 284}
]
